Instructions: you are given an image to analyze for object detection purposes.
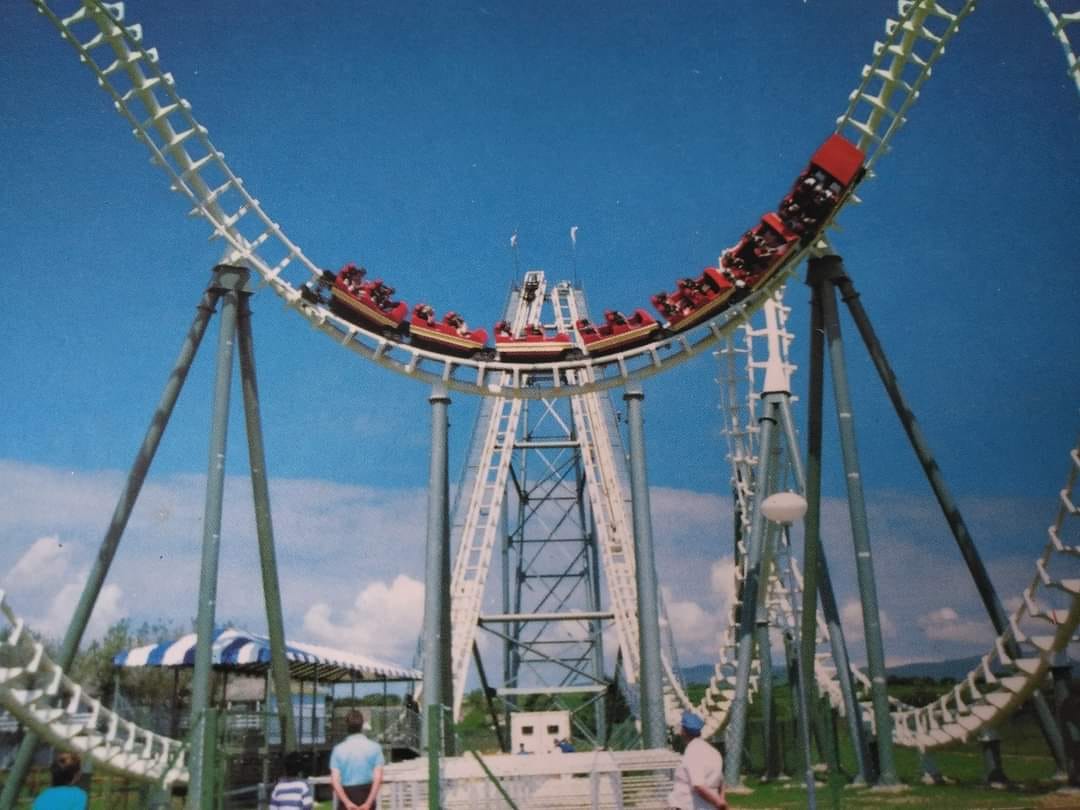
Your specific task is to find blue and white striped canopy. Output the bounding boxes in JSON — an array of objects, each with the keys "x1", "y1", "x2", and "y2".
[{"x1": 113, "y1": 627, "x2": 420, "y2": 682}]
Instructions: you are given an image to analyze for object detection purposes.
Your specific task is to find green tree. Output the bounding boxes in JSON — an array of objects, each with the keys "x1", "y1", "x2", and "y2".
[{"x1": 66, "y1": 618, "x2": 182, "y2": 708}]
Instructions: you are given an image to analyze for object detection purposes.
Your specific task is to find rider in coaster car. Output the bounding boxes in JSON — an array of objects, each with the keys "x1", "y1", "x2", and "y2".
[
  {"x1": 654, "y1": 292, "x2": 678, "y2": 317},
  {"x1": 445, "y1": 312, "x2": 469, "y2": 336}
]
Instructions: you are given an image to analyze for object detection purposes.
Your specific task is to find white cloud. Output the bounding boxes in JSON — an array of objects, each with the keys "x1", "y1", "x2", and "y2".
[
  {"x1": 650, "y1": 487, "x2": 732, "y2": 545},
  {"x1": 840, "y1": 598, "x2": 896, "y2": 644},
  {"x1": 661, "y1": 585, "x2": 716, "y2": 651},
  {"x1": 709, "y1": 557, "x2": 738, "y2": 621},
  {"x1": 917, "y1": 606, "x2": 995, "y2": 645},
  {"x1": 2, "y1": 536, "x2": 126, "y2": 641},
  {"x1": 302, "y1": 574, "x2": 425, "y2": 663},
  {"x1": 3, "y1": 535, "x2": 71, "y2": 587},
  {"x1": 0, "y1": 460, "x2": 1062, "y2": 678},
  {"x1": 37, "y1": 579, "x2": 125, "y2": 641},
  {"x1": 655, "y1": 556, "x2": 740, "y2": 664}
]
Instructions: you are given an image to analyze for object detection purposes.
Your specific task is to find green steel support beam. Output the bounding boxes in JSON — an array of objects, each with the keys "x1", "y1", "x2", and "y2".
[
  {"x1": 724, "y1": 397, "x2": 778, "y2": 787},
  {"x1": 200, "y1": 707, "x2": 222, "y2": 810},
  {"x1": 623, "y1": 384, "x2": 666, "y2": 749},
  {"x1": 236, "y1": 291, "x2": 297, "y2": 754},
  {"x1": 187, "y1": 266, "x2": 246, "y2": 807},
  {"x1": 792, "y1": 268, "x2": 872, "y2": 785},
  {"x1": 472, "y1": 643, "x2": 507, "y2": 753},
  {"x1": 469, "y1": 750, "x2": 521, "y2": 810},
  {"x1": 830, "y1": 259, "x2": 1068, "y2": 775},
  {"x1": 423, "y1": 384, "x2": 451, "y2": 808},
  {"x1": 811, "y1": 261, "x2": 897, "y2": 785},
  {"x1": 0, "y1": 281, "x2": 221, "y2": 810}
]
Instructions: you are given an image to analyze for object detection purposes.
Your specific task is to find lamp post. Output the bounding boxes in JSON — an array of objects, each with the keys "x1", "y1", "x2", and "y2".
[{"x1": 760, "y1": 491, "x2": 817, "y2": 809}]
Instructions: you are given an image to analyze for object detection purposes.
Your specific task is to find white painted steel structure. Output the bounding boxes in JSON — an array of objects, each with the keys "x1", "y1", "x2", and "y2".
[
  {"x1": 1034, "y1": 1, "x2": 1080, "y2": 97},
  {"x1": 447, "y1": 272, "x2": 688, "y2": 731},
  {"x1": 0, "y1": 590, "x2": 189, "y2": 785},
  {"x1": 2, "y1": 0, "x2": 1077, "y2": 790},
  {"x1": 706, "y1": 297, "x2": 1080, "y2": 752}
]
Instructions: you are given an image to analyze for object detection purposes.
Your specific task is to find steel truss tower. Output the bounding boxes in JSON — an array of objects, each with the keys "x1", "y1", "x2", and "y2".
[{"x1": 447, "y1": 271, "x2": 686, "y2": 748}]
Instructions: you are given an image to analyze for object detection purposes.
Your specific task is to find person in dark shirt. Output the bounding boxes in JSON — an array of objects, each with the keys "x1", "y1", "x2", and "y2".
[{"x1": 269, "y1": 750, "x2": 313, "y2": 810}]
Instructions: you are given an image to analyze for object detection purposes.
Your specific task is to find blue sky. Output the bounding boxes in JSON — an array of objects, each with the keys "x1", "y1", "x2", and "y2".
[{"x1": 0, "y1": 1, "x2": 1077, "y2": 674}]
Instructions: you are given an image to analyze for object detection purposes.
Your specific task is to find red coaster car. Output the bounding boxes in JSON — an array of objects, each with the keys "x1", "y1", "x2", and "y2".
[
  {"x1": 720, "y1": 213, "x2": 799, "y2": 292},
  {"x1": 329, "y1": 264, "x2": 409, "y2": 334},
  {"x1": 651, "y1": 267, "x2": 738, "y2": 333},
  {"x1": 494, "y1": 321, "x2": 575, "y2": 362},
  {"x1": 575, "y1": 309, "x2": 659, "y2": 357},
  {"x1": 778, "y1": 134, "x2": 865, "y2": 241},
  {"x1": 409, "y1": 304, "x2": 489, "y2": 356}
]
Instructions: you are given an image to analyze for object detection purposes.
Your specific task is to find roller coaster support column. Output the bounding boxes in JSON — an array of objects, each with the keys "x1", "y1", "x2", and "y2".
[
  {"x1": 724, "y1": 394, "x2": 788, "y2": 789},
  {"x1": 786, "y1": 284, "x2": 871, "y2": 785},
  {"x1": 757, "y1": 528, "x2": 778, "y2": 781},
  {"x1": 830, "y1": 260, "x2": 1069, "y2": 776},
  {"x1": 809, "y1": 256, "x2": 898, "y2": 785},
  {"x1": 188, "y1": 265, "x2": 248, "y2": 808},
  {"x1": 980, "y1": 728, "x2": 1008, "y2": 786},
  {"x1": 623, "y1": 384, "x2": 666, "y2": 749},
  {"x1": 758, "y1": 405, "x2": 784, "y2": 782},
  {"x1": 0, "y1": 281, "x2": 222, "y2": 809},
  {"x1": 236, "y1": 290, "x2": 297, "y2": 753},
  {"x1": 1050, "y1": 653, "x2": 1079, "y2": 783},
  {"x1": 423, "y1": 384, "x2": 452, "y2": 809}
]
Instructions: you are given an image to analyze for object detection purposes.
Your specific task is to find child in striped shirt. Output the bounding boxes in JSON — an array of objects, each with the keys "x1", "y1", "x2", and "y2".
[{"x1": 270, "y1": 751, "x2": 313, "y2": 810}]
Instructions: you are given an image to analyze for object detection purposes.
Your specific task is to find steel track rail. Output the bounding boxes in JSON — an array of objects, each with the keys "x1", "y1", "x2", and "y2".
[
  {"x1": 0, "y1": 590, "x2": 188, "y2": 785},
  {"x1": 706, "y1": 290, "x2": 1080, "y2": 751},
  {"x1": 17, "y1": 0, "x2": 1064, "y2": 775},
  {"x1": 692, "y1": 0, "x2": 982, "y2": 742},
  {"x1": 1032, "y1": 1, "x2": 1080, "y2": 98},
  {"x1": 705, "y1": 276, "x2": 1079, "y2": 752},
  {"x1": 27, "y1": 0, "x2": 877, "y2": 400}
]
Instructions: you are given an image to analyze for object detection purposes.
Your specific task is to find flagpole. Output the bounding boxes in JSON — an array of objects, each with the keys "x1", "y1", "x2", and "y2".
[
  {"x1": 511, "y1": 230, "x2": 519, "y2": 285},
  {"x1": 570, "y1": 225, "x2": 578, "y2": 287}
]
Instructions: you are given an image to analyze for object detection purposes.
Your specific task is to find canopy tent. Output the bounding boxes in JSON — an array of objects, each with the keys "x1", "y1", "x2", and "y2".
[{"x1": 113, "y1": 627, "x2": 421, "y2": 683}]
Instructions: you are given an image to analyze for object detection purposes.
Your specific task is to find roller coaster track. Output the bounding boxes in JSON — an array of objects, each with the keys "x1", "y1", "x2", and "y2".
[
  {"x1": 0, "y1": 591, "x2": 188, "y2": 786},
  {"x1": 1034, "y1": 1, "x2": 1080, "y2": 98},
  {"x1": 24, "y1": 0, "x2": 975, "y2": 401},
  {"x1": 702, "y1": 291, "x2": 1080, "y2": 751},
  {"x1": 886, "y1": 436, "x2": 1080, "y2": 748},
  {"x1": 9, "y1": 0, "x2": 1074, "y2": 786}
]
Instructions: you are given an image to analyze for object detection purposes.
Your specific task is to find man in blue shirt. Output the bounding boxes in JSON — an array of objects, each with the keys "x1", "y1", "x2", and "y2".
[
  {"x1": 32, "y1": 751, "x2": 87, "y2": 810},
  {"x1": 330, "y1": 710, "x2": 385, "y2": 810}
]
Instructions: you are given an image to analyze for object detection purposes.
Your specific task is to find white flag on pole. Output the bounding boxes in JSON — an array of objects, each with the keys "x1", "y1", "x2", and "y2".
[
  {"x1": 510, "y1": 232, "x2": 518, "y2": 248},
  {"x1": 570, "y1": 225, "x2": 579, "y2": 247}
]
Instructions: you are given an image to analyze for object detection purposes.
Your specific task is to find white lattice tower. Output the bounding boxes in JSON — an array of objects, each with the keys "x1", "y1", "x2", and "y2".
[{"x1": 446, "y1": 277, "x2": 688, "y2": 732}]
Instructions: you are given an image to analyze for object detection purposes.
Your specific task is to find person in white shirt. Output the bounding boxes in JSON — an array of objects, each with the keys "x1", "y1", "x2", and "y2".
[{"x1": 667, "y1": 710, "x2": 727, "y2": 810}]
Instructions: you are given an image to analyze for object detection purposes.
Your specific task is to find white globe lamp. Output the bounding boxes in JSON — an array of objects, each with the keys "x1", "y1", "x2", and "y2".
[{"x1": 760, "y1": 491, "x2": 808, "y2": 524}]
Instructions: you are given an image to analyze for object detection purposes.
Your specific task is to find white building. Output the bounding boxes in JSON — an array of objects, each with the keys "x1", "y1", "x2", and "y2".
[{"x1": 510, "y1": 710, "x2": 571, "y2": 755}]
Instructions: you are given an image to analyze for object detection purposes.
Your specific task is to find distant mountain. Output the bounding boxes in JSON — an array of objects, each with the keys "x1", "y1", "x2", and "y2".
[
  {"x1": 885, "y1": 656, "x2": 984, "y2": 682},
  {"x1": 680, "y1": 655, "x2": 1018, "y2": 686},
  {"x1": 681, "y1": 663, "x2": 718, "y2": 685}
]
